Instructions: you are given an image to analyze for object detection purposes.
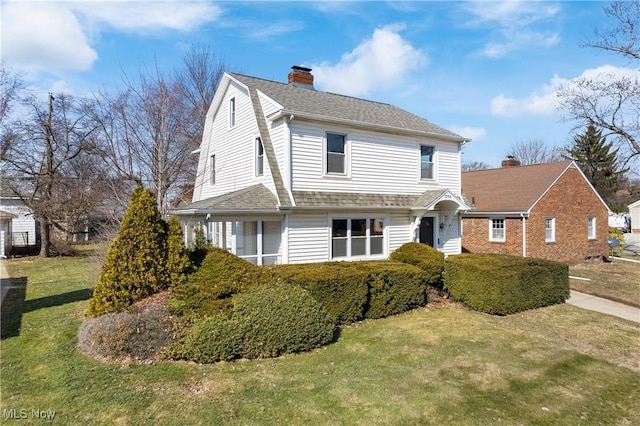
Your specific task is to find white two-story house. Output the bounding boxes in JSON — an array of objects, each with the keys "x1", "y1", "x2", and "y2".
[{"x1": 172, "y1": 66, "x2": 470, "y2": 265}]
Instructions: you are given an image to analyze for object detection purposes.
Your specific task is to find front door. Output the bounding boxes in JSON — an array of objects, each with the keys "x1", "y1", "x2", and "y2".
[{"x1": 419, "y1": 217, "x2": 434, "y2": 247}]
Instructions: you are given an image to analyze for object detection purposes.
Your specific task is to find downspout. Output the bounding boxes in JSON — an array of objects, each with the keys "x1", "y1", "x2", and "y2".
[{"x1": 521, "y1": 213, "x2": 527, "y2": 257}]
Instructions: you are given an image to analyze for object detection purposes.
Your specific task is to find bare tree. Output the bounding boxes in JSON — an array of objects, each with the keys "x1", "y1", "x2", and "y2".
[
  {"x1": 505, "y1": 139, "x2": 565, "y2": 165},
  {"x1": 557, "y1": 0, "x2": 640, "y2": 169},
  {"x1": 462, "y1": 161, "x2": 491, "y2": 172},
  {"x1": 91, "y1": 46, "x2": 229, "y2": 216},
  {"x1": 2, "y1": 93, "x2": 102, "y2": 256},
  {"x1": 0, "y1": 62, "x2": 25, "y2": 159}
]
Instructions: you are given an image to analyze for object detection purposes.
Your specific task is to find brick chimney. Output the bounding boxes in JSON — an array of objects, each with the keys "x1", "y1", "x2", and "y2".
[
  {"x1": 288, "y1": 65, "x2": 314, "y2": 89},
  {"x1": 501, "y1": 155, "x2": 521, "y2": 167}
]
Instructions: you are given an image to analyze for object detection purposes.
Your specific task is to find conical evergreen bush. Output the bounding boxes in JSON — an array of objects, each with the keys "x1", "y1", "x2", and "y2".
[
  {"x1": 87, "y1": 187, "x2": 169, "y2": 317},
  {"x1": 167, "y1": 215, "x2": 191, "y2": 288}
]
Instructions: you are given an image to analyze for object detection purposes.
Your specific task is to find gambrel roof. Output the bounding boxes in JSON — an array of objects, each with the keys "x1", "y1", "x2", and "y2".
[{"x1": 228, "y1": 73, "x2": 467, "y2": 142}]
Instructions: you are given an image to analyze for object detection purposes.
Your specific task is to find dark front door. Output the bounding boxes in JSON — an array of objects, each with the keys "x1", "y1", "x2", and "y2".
[{"x1": 419, "y1": 217, "x2": 434, "y2": 247}]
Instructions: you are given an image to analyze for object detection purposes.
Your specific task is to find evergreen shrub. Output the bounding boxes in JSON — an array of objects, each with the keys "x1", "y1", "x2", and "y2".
[
  {"x1": 168, "y1": 247, "x2": 264, "y2": 320},
  {"x1": 390, "y1": 242, "x2": 445, "y2": 288},
  {"x1": 87, "y1": 187, "x2": 168, "y2": 317},
  {"x1": 166, "y1": 216, "x2": 191, "y2": 288},
  {"x1": 444, "y1": 253, "x2": 569, "y2": 315},
  {"x1": 175, "y1": 283, "x2": 336, "y2": 363},
  {"x1": 364, "y1": 261, "x2": 427, "y2": 319}
]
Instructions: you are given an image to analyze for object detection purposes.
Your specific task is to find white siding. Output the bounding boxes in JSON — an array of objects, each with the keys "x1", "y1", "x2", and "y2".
[
  {"x1": 389, "y1": 211, "x2": 412, "y2": 253},
  {"x1": 197, "y1": 81, "x2": 276, "y2": 202},
  {"x1": 290, "y1": 120, "x2": 462, "y2": 195},
  {"x1": 0, "y1": 199, "x2": 37, "y2": 246},
  {"x1": 287, "y1": 213, "x2": 330, "y2": 264}
]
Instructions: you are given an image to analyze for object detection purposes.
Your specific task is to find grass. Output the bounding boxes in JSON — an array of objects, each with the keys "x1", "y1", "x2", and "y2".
[
  {"x1": 1, "y1": 255, "x2": 639, "y2": 425},
  {"x1": 569, "y1": 257, "x2": 640, "y2": 307}
]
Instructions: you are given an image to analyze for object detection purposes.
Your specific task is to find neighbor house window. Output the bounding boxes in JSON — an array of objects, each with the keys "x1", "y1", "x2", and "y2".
[
  {"x1": 489, "y1": 218, "x2": 505, "y2": 242},
  {"x1": 587, "y1": 216, "x2": 596, "y2": 239},
  {"x1": 326, "y1": 133, "x2": 346, "y2": 174},
  {"x1": 331, "y1": 217, "x2": 385, "y2": 259},
  {"x1": 229, "y1": 97, "x2": 236, "y2": 127},
  {"x1": 210, "y1": 154, "x2": 216, "y2": 185},
  {"x1": 545, "y1": 217, "x2": 555, "y2": 243},
  {"x1": 420, "y1": 145, "x2": 435, "y2": 180},
  {"x1": 256, "y1": 137, "x2": 264, "y2": 176}
]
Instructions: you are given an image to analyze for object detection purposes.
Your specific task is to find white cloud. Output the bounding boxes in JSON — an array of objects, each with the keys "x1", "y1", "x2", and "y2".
[
  {"x1": 463, "y1": 0, "x2": 561, "y2": 58},
  {"x1": 311, "y1": 25, "x2": 427, "y2": 96},
  {"x1": 491, "y1": 65, "x2": 640, "y2": 117},
  {"x1": 448, "y1": 125, "x2": 487, "y2": 141},
  {"x1": 2, "y1": 2, "x2": 97, "y2": 71},
  {"x1": 1, "y1": 1, "x2": 221, "y2": 72}
]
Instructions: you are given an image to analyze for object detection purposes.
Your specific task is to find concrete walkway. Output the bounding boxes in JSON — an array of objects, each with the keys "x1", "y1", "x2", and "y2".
[{"x1": 567, "y1": 290, "x2": 640, "y2": 323}]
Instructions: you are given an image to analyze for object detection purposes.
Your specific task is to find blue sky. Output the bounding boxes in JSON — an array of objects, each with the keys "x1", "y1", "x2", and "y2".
[{"x1": 2, "y1": 0, "x2": 637, "y2": 167}]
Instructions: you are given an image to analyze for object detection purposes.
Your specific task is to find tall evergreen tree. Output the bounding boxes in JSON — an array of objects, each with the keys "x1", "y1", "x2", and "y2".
[
  {"x1": 566, "y1": 125, "x2": 627, "y2": 207},
  {"x1": 87, "y1": 187, "x2": 168, "y2": 316}
]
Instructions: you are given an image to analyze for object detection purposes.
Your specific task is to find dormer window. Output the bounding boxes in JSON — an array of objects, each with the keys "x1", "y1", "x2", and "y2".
[
  {"x1": 229, "y1": 97, "x2": 236, "y2": 127},
  {"x1": 420, "y1": 145, "x2": 435, "y2": 180},
  {"x1": 326, "y1": 133, "x2": 346, "y2": 175},
  {"x1": 256, "y1": 137, "x2": 264, "y2": 176}
]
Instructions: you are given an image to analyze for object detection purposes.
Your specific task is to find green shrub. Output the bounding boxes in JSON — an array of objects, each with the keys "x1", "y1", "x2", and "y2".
[
  {"x1": 174, "y1": 283, "x2": 336, "y2": 363},
  {"x1": 167, "y1": 216, "x2": 191, "y2": 288},
  {"x1": 363, "y1": 261, "x2": 427, "y2": 319},
  {"x1": 608, "y1": 228, "x2": 625, "y2": 257},
  {"x1": 444, "y1": 254, "x2": 569, "y2": 315},
  {"x1": 168, "y1": 247, "x2": 263, "y2": 320},
  {"x1": 78, "y1": 295, "x2": 174, "y2": 361},
  {"x1": 233, "y1": 282, "x2": 336, "y2": 359},
  {"x1": 87, "y1": 187, "x2": 168, "y2": 317},
  {"x1": 270, "y1": 262, "x2": 370, "y2": 324},
  {"x1": 390, "y1": 242, "x2": 445, "y2": 288}
]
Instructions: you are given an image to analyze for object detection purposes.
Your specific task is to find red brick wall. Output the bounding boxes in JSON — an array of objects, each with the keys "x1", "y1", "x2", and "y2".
[{"x1": 462, "y1": 166, "x2": 609, "y2": 263}]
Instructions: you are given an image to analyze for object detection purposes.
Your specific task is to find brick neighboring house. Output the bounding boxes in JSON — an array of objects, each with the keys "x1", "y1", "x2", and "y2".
[{"x1": 461, "y1": 158, "x2": 610, "y2": 264}]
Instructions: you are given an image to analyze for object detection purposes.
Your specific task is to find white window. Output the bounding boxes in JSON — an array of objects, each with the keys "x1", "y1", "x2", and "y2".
[
  {"x1": 587, "y1": 216, "x2": 596, "y2": 239},
  {"x1": 209, "y1": 154, "x2": 216, "y2": 185},
  {"x1": 229, "y1": 97, "x2": 236, "y2": 127},
  {"x1": 234, "y1": 220, "x2": 281, "y2": 265},
  {"x1": 331, "y1": 217, "x2": 385, "y2": 259},
  {"x1": 256, "y1": 137, "x2": 264, "y2": 176},
  {"x1": 326, "y1": 133, "x2": 346, "y2": 175},
  {"x1": 545, "y1": 217, "x2": 555, "y2": 243},
  {"x1": 489, "y1": 218, "x2": 505, "y2": 242},
  {"x1": 420, "y1": 145, "x2": 435, "y2": 180}
]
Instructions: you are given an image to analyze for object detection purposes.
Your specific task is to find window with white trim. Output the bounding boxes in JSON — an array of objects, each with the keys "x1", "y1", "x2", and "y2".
[
  {"x1": 545, "y1": 217, "x2": 555, "y2": 242},
  {"x1": 587, "y1": 216, "x2": 596, "y2": 239},
  {"x1": 489, "y1": 218, "x2": 505, "y2": 242},
  {"x1": 256, "y1": 137, "x2": 264, "y2": 176},
  {"x1": 420, "y1": 145, "x2": 435, "y2": 180},
  {"x1": 331, "y1": 217, "x2": 385, "y2": 259},
  {"x1": 209, "y1": 154, "x2": 216, "y2": 185},
  {"x1": 326, "y1": 133, "x2": 346, "y2": 175},
  {"x1": 229, "y1": 97, "x2": 236, "y2": 127}
]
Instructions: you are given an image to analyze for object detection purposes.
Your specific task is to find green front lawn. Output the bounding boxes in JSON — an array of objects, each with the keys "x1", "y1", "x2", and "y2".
[{"x1": 2, "y1": 256, "x2": 639, "y2": 425}]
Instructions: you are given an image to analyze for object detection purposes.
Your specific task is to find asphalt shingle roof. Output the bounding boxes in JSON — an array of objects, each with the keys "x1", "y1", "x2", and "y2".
[
  {"x1": 229, "y1": 73, "x2": 465, "y2": 140},
  {"x1": 461, "y1": 160, "x2": 572, "y2": 213},
  {"x1": 292, "y1": 190, "x2": 447, "y2": 209},
  {"x1": 173, "y1": 184, "x2": 279, "y2": 213}
]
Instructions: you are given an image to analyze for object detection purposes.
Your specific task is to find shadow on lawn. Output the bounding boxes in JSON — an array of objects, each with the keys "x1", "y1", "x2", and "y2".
[{"x1": 1, "y1": 278, "x2": 93, "y2": 339}]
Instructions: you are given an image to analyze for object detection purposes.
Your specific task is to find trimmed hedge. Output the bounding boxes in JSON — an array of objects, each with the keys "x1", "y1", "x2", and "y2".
[
  {"x1": 444, "y1": 253, "x2": 569, "y2": 315},
  {"x1": 168, "y1": 247, "x2": 265, "y2": 320},
  {"x1": 174, "y1": 283, "x2": 336, "y2": 363},
  {"x1": 271, "y1": 260, "x2": 427, "y2": 323},
  {"x1": 390, "y1": 242, "x2": 445, "y2": 288}
]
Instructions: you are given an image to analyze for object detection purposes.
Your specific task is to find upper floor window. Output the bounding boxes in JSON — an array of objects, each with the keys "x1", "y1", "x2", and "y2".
[
  {"x1": 489, "y1": 218, "x2": 505, "y2": 242},
  {"x1": 256, "y1": 137, "x2": 264, "y2": 176},
  {"x1": 326, "y1": 133, "x2": 346, "y2": 175},
  {"x1": 545, "y1": 217, "x2": 555, "y2": 243},
  {"x1": 210, "y1": 154, "x2": 216, "y2": 185},
  {"x1": 229, "y1": 97, "x2": 236, "y2": 127},
  {"x1": 420, "y1": 145, "x2": 435, "y2": 180},
  {"x1": 587, "y1": 216, "x2": 596, "y2": 239}
]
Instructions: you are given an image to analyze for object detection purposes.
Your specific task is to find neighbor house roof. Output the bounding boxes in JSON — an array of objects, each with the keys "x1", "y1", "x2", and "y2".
[
  {"x1": 462, "y1": 160, "x2": 574, "y2": 214},
  {"x1": 228, "y1": 73, "x2": 467, "y2": 142}
]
